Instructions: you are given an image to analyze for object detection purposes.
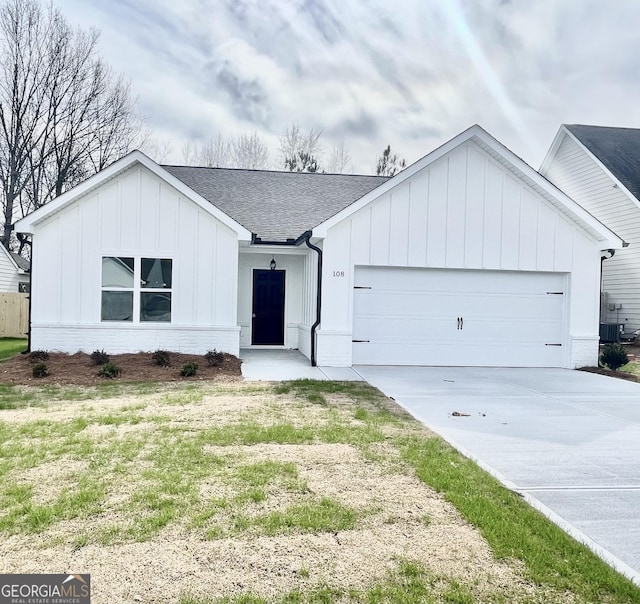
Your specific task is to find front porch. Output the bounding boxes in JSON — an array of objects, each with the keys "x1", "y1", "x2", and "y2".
[
  {"x1": 240, "y1": 349, "x2": 362, "y2": 381},
  {"x1": 238, "y1": 247, "x2": 317, "y2": 359}
]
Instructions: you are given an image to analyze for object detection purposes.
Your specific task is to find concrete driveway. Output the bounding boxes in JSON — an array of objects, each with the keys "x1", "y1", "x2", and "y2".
[{"x1": 355, "y1": 366, "x2": 640, "y2": 584}]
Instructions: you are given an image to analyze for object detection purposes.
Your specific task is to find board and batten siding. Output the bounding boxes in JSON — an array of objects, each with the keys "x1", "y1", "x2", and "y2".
[
  {"x1": 297, "y1": 248, "x2": 319, "y2": 360},
  {"x1": 318, "y1": 140, "x2": 601, "y2": 368},
  {"x1": 542, "y1": 134, "x2": 640, "y2": 331},
  {"x1": 30, "y1": 164, "x2": 241, "y2": 354}
]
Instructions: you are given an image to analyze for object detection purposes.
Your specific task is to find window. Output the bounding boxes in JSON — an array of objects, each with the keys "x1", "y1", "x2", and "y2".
[
  {"x1": 140, "y1": 258, "x2": 172, "y2": 322},
  {"x1": 101, "y1": 257, "x2": 172, "y2": 322}
]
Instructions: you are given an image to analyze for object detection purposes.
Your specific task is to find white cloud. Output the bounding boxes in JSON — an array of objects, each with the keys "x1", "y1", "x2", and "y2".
[{"x1": 56, "y1": 0, "x2": 640, "y2": 172}]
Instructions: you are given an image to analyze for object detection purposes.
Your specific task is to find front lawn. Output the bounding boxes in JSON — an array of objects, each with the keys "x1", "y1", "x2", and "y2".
[
  {"x1": 0, "y1": 380, "x2": 638, "y2": 603},
  {"x1": 0, "y1": 337, "x2": 27, "y2": 361}
]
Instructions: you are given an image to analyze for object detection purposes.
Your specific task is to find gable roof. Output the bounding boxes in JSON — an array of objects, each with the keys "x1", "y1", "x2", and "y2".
[
  {"x1": 558, "y1": 124, "x2": 640, "y2": 202},
  {"x1": 314, "y1": 124, "x2": 625, "y2": 249},
  {"x1": 162, "y1": 165, "x2": 388, "y2": 242},
  {"x1": 14, "y1": 151, "x2": 253, "y2": 240}
]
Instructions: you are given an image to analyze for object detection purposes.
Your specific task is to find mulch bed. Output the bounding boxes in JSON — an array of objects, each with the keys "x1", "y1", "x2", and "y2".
[
  {"x1": 578, "y1": 366, "x2": 639, "y2": 382},
  {"x1": 579, "y1": 342, "x2": 640, "y2": 382},
  {"x1": 0, "y1": 351, "x2": 242, "y2": 386}
]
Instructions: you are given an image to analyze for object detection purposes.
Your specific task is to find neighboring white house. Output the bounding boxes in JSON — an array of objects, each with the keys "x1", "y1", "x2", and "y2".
[
  {"x1": 541, "y1": 125, "x2": 640, "y2": 334},
  {"x1": 15, "y1": 125, "x2": 624, "y2": 368},
  {"x1": 0, "y1": 245, "x2": 29, "y2": 292}
]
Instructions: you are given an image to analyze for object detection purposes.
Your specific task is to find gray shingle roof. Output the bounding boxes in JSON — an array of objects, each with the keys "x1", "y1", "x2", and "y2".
[
  {"x1": 566, "y1": 124, "x2": 640, "y2": 201},
  {"x1": 161, "y1": 165, "x2": 389, "y2": 241},
  {"x1": 9, "y1": 251, "x2": 29, "y2": 271}
]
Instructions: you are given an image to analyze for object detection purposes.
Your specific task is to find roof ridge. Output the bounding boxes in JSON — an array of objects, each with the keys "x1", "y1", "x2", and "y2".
[{"x1": 160, "y1": 164, "x2": 389, "y2": 179}]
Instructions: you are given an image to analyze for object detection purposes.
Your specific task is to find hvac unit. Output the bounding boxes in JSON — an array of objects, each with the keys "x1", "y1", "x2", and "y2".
[{"x1": 599, "y1": 322, "x2": 622, "y2": 343}]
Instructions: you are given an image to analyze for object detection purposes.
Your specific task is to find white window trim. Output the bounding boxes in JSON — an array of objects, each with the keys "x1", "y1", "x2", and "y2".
[{"x1": 101, "y1": 256, "x2": 173, "y2": 323}]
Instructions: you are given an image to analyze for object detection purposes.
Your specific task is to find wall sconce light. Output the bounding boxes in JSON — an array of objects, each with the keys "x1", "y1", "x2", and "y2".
[{"x1": 270, "y1": 256, "x2": 276, "y2": 271}]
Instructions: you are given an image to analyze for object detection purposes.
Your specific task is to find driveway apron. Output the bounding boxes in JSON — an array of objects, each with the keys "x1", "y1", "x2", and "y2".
[{"x1": 355, "y1": 366, "x2": 640, "y2": 584}]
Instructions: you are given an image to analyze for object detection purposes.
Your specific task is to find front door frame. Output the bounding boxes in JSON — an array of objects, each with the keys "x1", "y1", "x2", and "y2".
[{"x1": 251, "y1": 268, "x2": 286, "y2": 345}]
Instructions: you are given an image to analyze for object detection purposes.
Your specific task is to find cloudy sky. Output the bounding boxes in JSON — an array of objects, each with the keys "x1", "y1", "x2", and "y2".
[{"x1": 56, "y1": 0, "x2": 640, "y2": 173}]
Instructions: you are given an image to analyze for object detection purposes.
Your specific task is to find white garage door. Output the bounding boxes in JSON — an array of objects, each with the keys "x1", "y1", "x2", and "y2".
[{"x1": 352, "y1": 267, "x2": 567, "y2": 367}]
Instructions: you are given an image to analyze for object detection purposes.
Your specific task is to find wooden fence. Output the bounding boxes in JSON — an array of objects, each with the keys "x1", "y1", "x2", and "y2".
[{"x1": 0, "y1": 293, "x2": 28, "y2": 338}]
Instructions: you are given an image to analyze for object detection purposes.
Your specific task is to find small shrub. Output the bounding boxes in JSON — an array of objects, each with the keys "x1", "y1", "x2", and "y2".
[
  {"x1": 600, "y1": 343, "x2": 629, "y2": 372},
  {"x1": 152, "y1": 350, "x2": 170, "y2": 367},
  {"x1": 204, "y1": 349, "x2": 224, "y2": 367},
  {"x1": 180, "y1": 362, "x2": 198, "y2": 377},
  {"x1": 91, "y1": 349, "x2": 110, "y2": 366},
  {"x1": 99, "y1": 362, "x2": 121, "y2": 379},
  {"x1": 29, "y1": 350, "x2": 49, "y2": 363},
  {"x1": 32, "y1": 363, "x2": 48, "y2": 378}
]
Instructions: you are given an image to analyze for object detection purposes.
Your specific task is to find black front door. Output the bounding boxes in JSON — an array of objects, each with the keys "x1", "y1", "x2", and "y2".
[{"x1": 252, "y1": 269, "x2": 285, "y2": 345}]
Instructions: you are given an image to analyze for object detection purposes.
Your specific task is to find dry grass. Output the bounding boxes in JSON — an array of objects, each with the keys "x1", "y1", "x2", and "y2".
[{"x1": 0, "y1": 381, "x2": 636, "y2": 604}]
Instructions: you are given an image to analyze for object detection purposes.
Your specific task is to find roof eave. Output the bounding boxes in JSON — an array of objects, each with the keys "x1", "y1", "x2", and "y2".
[{"x1": 250, "y1": 230, "x2": 313, "y2": 246}]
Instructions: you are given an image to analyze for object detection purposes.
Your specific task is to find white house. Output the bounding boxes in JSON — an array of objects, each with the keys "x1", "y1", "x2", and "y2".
[
  {"x1": 0, "y1": 245, "x2": 29, "y2": 292},
  {"x1": 541, "y1": 124, "x2": 640, "y2": 333},
  {"x1": 15, "y1": 125, "x2": 623, "y2": 368}
]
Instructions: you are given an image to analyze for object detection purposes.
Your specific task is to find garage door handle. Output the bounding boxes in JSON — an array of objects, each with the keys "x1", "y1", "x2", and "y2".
[{"x1": 457, "y1": 317, "x2": 464, "y2": 330}]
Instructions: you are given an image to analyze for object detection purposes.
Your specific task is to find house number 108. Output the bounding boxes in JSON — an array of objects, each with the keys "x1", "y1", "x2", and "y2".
[{"x1": 333, "y1": 270, "x2": 345, "y2": 277}]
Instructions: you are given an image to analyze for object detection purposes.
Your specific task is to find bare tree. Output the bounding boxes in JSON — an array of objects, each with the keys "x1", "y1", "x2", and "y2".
[
  {"x1": 376, "y1": 144, "x2": 406, "y2": 177},
  {"x1": 84, "y1": 75, "x2": 139, "y2": 174},
  {"x1": 137, "y1": 128, "x2": 173, "y2": 164},
  {"x1": 181, "y1": 140, "x2": 198, "y2": 165},
  {"x1": 326, "y1": 141, "x2": 352, "y2": 174},
  {"x1": 279, "y1": 123, "x2": 323, "y2": 172},
  {"x1": 0, "y1": 0, "x2": 139, "y2": 250},
  {"x1": 231, "y1": 132, "x2": 269, "y2": 169},
  {"x1": 0, "y1": 0, "x2": 54, "y2": 249},
  {"x1": 198, "y1": 132, "x2": 231, "y2": 167}
]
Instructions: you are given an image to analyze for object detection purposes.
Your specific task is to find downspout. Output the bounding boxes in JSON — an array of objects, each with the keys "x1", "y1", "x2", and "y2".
[
  {"x1": 303, "y1": 231, "x2": 322, "y2": 367},
  {"x1": 26, "y1": 238, "x2": 33, "y2": 353}
]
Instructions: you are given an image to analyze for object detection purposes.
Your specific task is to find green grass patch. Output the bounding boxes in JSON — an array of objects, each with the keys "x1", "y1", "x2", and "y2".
[
  {"x1": 180, "y1": 559, "x2": 481, "y2": 603},
  {"x1": 0, "y1": 381, "x2": 166, "y2": 409},
  {"x1": 91, "y1": 411, "x2": 168, "y2": 426},
  {"x1": 402, "y1": 436, "x2": 640, "y2": 604},
  {"x1": 0, "y1": 385, "x2": 40, "y2": 410},
  {"x1": 0, "y1": 338, "x2": 27, "y2": 361},
  {"x1": 274, "y1": 380, "x2": 383, "y2": 406},
  {"x1": 232, "y1": 460, "x2": 305, "y2": 490},
  {"x1": 196, "y1": 418, "x2": 386, "y2": 448},
  {"x1": 620, "y1": 360, "x2": 640, "y2": 377},
  {"x1": 241, "y1": 497, "x2": 356, "y2": 537},
  {"x1": 162, "y1": 385, "x2": 205, "y2": 405},
  {"x1": 0, "y1": 474, "x2": 105, "y2": 534}
]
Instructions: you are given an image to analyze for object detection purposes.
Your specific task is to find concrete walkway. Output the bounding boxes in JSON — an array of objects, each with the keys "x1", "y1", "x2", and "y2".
[
  {"x1": 240, "y1": 349, "x2": 362, "y2": 381},
  {"x1": 355, "y1": 366, "x2": 640, "y2": 585}
]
